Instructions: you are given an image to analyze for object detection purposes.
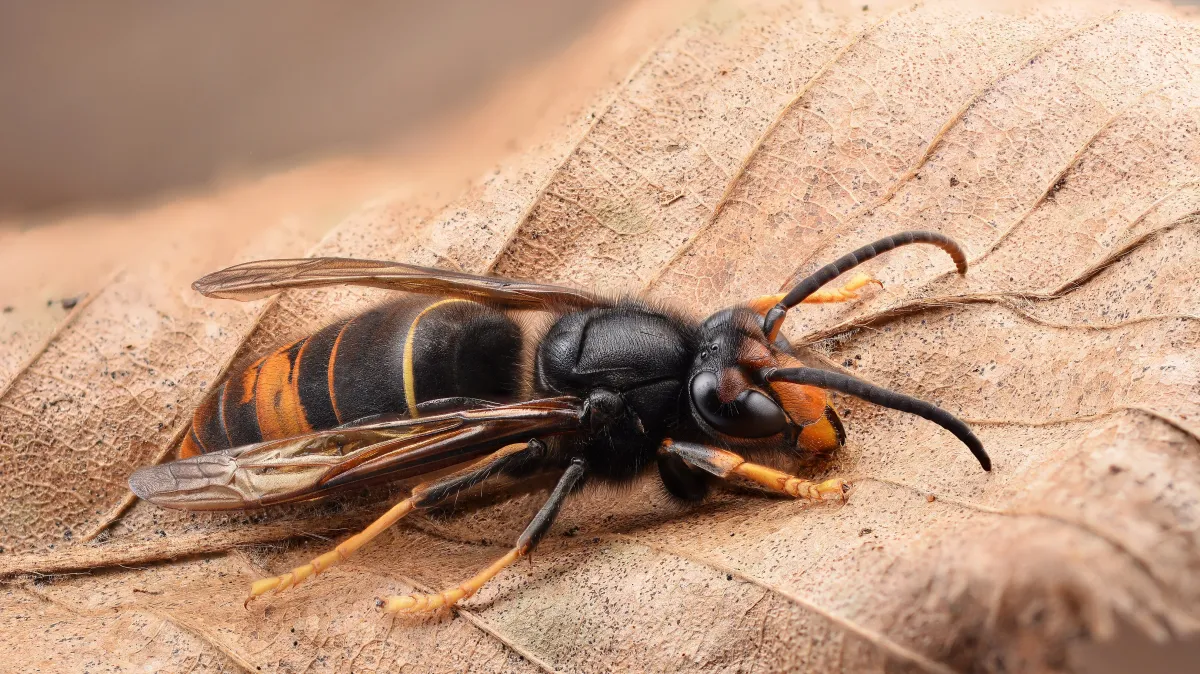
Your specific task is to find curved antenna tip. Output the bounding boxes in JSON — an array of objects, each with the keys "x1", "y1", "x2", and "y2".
[{"x1": 967, "y1": 437, "x2": 991, "y2": 471}]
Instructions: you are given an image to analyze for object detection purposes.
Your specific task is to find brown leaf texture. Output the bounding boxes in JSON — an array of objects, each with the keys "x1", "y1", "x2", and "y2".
[{"x1": 3, "y1": 0, "x2": 1200, "y2": 671}]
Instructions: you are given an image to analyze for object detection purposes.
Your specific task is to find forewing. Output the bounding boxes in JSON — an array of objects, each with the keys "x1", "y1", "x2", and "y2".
[
  {"x1": 127, "y1": 397, "x2": 583, "y2": 510},
  {"x1": 192, "y1": 257, "x2": 605, "y2": 309}
]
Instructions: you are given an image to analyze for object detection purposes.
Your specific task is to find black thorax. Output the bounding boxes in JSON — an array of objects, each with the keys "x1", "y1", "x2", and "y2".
[{"x1": 534, "y1": 302, "x2": 698, "y2": 480}]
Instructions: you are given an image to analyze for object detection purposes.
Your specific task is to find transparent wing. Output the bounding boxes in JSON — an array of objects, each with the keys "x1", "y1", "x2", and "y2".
[
  {"x1": 128, "y1": 397, "x2": 583, "y2": 511},
  {"x1": 192, "y1": 257, "x2": 605, "y2": 309}
]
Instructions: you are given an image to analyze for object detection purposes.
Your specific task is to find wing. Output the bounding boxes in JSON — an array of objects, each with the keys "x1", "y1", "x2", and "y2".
[
  {"x1": 128, "y1": 397, "x2": 583, "y2": 511},
  {"x1": 192, "y1": 257, "x2": 605, "y2": 310}
]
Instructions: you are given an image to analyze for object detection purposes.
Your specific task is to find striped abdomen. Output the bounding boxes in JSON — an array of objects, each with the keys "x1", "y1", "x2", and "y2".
[{"x1": 181, "y1": 298, "x2": 523, "y2": 457}]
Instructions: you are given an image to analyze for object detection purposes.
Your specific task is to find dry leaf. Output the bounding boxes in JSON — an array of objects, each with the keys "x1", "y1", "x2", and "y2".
[{"x1": 3, "y1": 0, "x2": 1200, "y2": 672}]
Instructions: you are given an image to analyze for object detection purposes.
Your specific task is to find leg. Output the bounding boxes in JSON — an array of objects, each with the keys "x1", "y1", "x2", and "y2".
[
  {"x1": 747, "y1": 272, "x2": 881, "y2": 315},
  {"x1": 379, "y1": 457, "x2": 587, "y2": 613},
  {"x1": 660, "y1": 439, "x2": 848, "y2": 500},
  {"x1": 762, "y1": 231, "x2": 969, "y2": 338},
  {"x1": 800, "y1": 271, "x2": 881, "y2": 304},
  {"x1": 247, "y1": 439, "x2": 544, "y2": 603}
]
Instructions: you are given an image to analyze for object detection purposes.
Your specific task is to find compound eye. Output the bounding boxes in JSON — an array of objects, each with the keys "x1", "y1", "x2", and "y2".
[{"x1": 690, "y1": 371, "x2": 787, "y2": 438}]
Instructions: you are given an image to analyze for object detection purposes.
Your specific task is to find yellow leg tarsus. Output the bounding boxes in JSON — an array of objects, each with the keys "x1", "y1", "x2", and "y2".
[
  {"x1": 840, "y1": 271, "x2": 880, "y2": 293},
  {"x1": 784, "y1": 476, "x2": 849, "y2": 500},
  {"x1": 732, "y1": 462, "x2": 849, "y2": 501},
  {"x1": 379, "y1": 548, "x2": 523, "y2": 613},
  {"x1": 378, "y1": 588, "x2": 463, "y2": 613},
  {"x1": 310, "y1": 547, "x2": 348, "y2": 574},
  {"x1": 749, "y1": 273, "x2": 881, "y2": 318},
  {"x1": 245, "y1": 498, "x2": 414, "y2": 604},
  {"x1": 801, "y1": 272, "x2": 882, "y2": 304},
  {"x1": 276, "y1": 572, "x2": 297, "y2": 592},
  {"x1": 250, "y1": 576, "x2": 282, "y2": 596}
]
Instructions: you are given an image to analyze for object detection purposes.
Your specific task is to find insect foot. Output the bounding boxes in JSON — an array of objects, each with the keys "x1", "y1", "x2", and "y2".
[
  {"x1": 379, "y1": 547, "x2": 524, "y2": 613},
  {"x1": 377, "y1": 591, "x2": 461, "y2": 613},
  {"x1": 243, "y1": 497, "x2": 418, "y2": 609},
  {"x1": 785, "y1": 476, "x2": 850, "y2": 501}
]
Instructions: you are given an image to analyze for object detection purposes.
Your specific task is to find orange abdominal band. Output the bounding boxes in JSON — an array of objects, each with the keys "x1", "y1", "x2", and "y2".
[{"x1": 254, "y1": 339, "x2": 313, "y2": 440}]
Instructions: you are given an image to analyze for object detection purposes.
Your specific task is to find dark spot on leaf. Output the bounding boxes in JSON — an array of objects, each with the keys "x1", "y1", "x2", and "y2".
[{"x1": 1049, "y1": 174, "x2": 1067, "y2": 197}]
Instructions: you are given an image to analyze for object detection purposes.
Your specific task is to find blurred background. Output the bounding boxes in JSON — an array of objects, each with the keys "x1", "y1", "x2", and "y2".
[
  {"x1": 0, "y1": 0, "x2": 636, "y2": 216},
  {"x1": 3, "y1": 0, "x2": 1198, "y2": 220},
  {"x1": 0, "y1": 0, "x2": 694, "y2": 376}
]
